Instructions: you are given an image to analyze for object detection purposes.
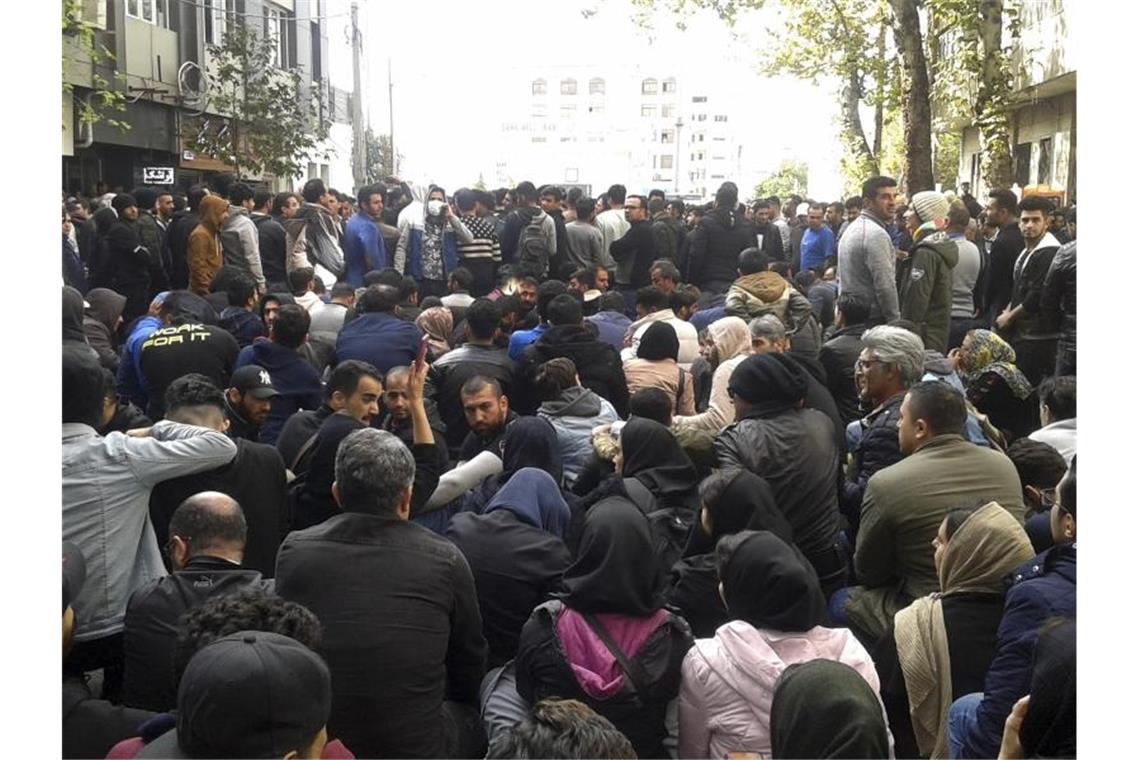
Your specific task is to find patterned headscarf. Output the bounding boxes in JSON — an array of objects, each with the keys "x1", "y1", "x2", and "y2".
[
  {"x1": 415, "y1": 306, "x2": 453, "y2": 358},
  {"x1": 958, "y1": 329, "x2": 1034, "y2": 400}
]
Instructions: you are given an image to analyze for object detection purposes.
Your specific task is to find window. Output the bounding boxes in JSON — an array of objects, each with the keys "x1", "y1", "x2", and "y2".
[
  {"x1": 660, "y1": 155, "x2": 674, "y2": 169},
  {"x1": 712, "y1": 136, "x2": 726, "y2": 141},
  {"x1": 697, "y1": 114, "x2": 707, "y2": 122},
  {"x1": 642, "y1": 78, "x2": 658, "y2": 95},
  {"x1": 205, "y1": 0, "x2": 233, "y2": 45},
  {"x1": 561, "y1": 104, "x2": 577, "y2": 119},
  {"x1": 641, "y1": 105, "x2": 657, "y2": 118},
  {"x1": 663, "y1": 78, "x2": 676, "y2": 93},
  {"x1": 1038, "y1": 137, "x2": 1054, "y2": 185},
  {"x1": 265, "y1": 7, "x2": 294, "y2": 68},
  {"x1": 532, "y1": 136, "x2": 547, "y2": 143},
  {"x1": 692, "y1": 95, "x2": 707, "y2": 103},
  {"x1": 662, "y1": 104, "x2": 676, "y2": 118},
  {"x1": 699, "y1": 133, "x2": 705, "y2": 142},
  {"x1": 561, "y1": 79, "x2": 577, "y2": 95},
  {"x1": 589, "y1": 78, "x2": 605, "y2": 95},
  {"x1": 714, "y1": 114, "x2": 728, "y2": 122},
  {"x1": 1014, "y1": 143, "x2": 1032, "y2": 187},
  {"x1": 588, "y1": 104, "x2": 605, "y2": 116},
  {"x1": 531, "y1": 103, "x2": 547, "y2": 118},
  {"x1": 661, "y1": 129, "x2": 674, "y2": 144},
  {"x1": 532, "y1": 79, "x2": 547, "y2": 96},
  {"x1": 127, "y1": 0, "x2": 171, "y2": 28}
]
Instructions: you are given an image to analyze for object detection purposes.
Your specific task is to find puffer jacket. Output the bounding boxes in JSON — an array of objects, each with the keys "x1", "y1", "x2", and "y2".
[
  {"x1": 537, "y1": 387, "x2": 620, "y2": 487},
  {"x1": 678, "y1": 620, "x2": 883, "y2": 759},
  {"x1": 520, "y1": 324, "x2": 630, "y2": 417},
  {"x1": 958, "y1": 543, "x2": 1075, "y2": 758},
  {"x1": 516, "y1": 600, "x2": 694, "y2": 759},
  {"x1": 187, "y1": 196, "x2": 228, "y2": 296},
  {"x1": 841, "y1": 392, "x2": 905, "y2": 528},
  {"x1": 724, "y1": 271, "x2": 822, "y2": 356},
  {"x1": 685, "y1": 208, "x2": 755, "y2": 291},
  {"x1": 898, "y1": 234, "x2": 959, "y2": 353},
  {"x1": 1039, "y1": 240, "x2": 1076, "y2": 351},
  {"x1": 819, "y1": 324, "x2": 865, "y2": 424}
]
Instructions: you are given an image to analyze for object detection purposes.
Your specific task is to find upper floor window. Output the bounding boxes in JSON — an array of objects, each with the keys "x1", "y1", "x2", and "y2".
[
  {"x1": 589, "y1": 78, "x2": 605, "y2": 95},
  {"x1": 714, "y1": 114, "x2": 728, "y2": 122},
  {"x1": 641, "y1": 105, "x2": 657, "y2": 118},
  {"x1": 642, "y1": 78, "x2": 658, "y2": 95},
  {"x1": 692, "y1": 95, "x2": 708, "y2": 103},
  {"x1": 561, "y1": 78, "x2": 577, "y2": 95},
  {"x1": 127, "y1": 0, "x2": 172, "y2": 29},
  {"x1": 205, "y1": 0, "x2": 234, "y2": 45},
  {"x1": 532, "y1": 79, "x2": 547, "y2": 96},
  {"x1": 663, "y1": 78, "x2": 676, "y2": 93},
  {"x1": 662, "y1": 104, "x2": 676, "y2": 118},
  {"x1": 265, "y1": 7, "x2": 295, "y2": 68}
]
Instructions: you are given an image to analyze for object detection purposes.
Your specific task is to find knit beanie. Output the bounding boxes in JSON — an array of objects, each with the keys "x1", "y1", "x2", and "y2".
[
  {"x1": 111, "y1": 194, "x2": 137, "y2": 215},
  {"x1": 911, "y1": 191, "x2": 950, "y2": 224}
]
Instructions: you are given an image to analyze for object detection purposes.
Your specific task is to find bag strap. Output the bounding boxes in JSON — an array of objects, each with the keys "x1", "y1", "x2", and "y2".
[
  {"x1": 580, "y1": 611, "x2": 654, "y2": 700},
  {"x1": 290, "y1": 430, "x2": 321, "y2": 473},
  {"x1": 676, "y1": 366, "x2": 686, "y2": 406},
  {"x1": 623, "y1": 478, "x2": 657, "y2": 516}
]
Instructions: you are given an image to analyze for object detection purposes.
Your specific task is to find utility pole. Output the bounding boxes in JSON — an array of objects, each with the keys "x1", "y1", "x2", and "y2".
[
  {"x1": 350, "y1": 1, "x2": 366, "y2": 190},
  {"x1": 388, "y1": 57, "x2": 396, "y2": 176}
]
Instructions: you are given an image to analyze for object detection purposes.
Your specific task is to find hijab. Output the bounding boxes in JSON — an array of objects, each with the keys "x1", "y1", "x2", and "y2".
[
  {"x1": 1019, "y1": 619, "x2": 1076, "y2": 758},
  {"x1": 682, "y1": 469, "x2": 795, "y2": 558},
  {"x1": 85, "y1": 288, "x2": 127, "y2": 333},
  {"x1": 501, "y1": 416, "x2": 563, "y2": 485},
  {"x1": 770, "y1": 659, "x2": 891, "y2": 759},
  {"x1": 958, "y1": 329, "x2": 1034, "y2": 400},
  {"x1": 636, "y1": 321, "x2": 680, "y2": 362},
  {"x1": 717, "y1": 530, "x2": 826, "y2": 632},
  {"x1": 485, "y1": 467, "x2": 571, "y2": 538},
  {"x1": 708, "y1": 316, "x2": 750, "y2": 363},
  {"x1": 727, "y1": 353, "x2": 807, "y2": 418},
  {"x1": 415, "y1": 306, "x2": 453, "y2": 358},
  {"x1": 939, "y1": 501, "x2": 1035, "y2": 595},
  {"x1": 63, "y1": 286, "x2": 89, "y2": 345},
  {"x1": 619, "y1": 417, "x2": 698, "y2": 497},
  {"x1": 93, "y1": 206, "x2": 118, "y2": 235},
  {"x1": 560, "y1": 498, "x2": 665, "y2": 617}
]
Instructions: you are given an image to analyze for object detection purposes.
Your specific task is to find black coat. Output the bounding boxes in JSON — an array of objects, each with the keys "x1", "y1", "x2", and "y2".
[
  {"x1": 425, "y1": 343, "x2": 519, "y2": 453},
  {"x1": 1010, "y1": 240, "x2": 1061, "y2": 338},
  {"x1": 841, "y1": 392, "x2": 906, "y2": 532},
  {"x1": 275, "y1": 404, "x2": 334, "y2": 472},
  {"x1": 447, "y1": 510, "x2": 571, "y2": 668},
  {"x1": 275, "y1": 512, "x2": 488, "y2": 759},
  {"x1": 121, "y1": 556, "x2": 270, "y2": 711},
  {"x1": 1040, "y1": 241, "x2": 1076, "y2": 349},
  {"x1": 254, "y1": 213, "x2": 289, "y2": 288},
  {"x1": 981, "y1": 223, "x2": 1024, "y2": 321},
  {"x1": 63, "y1": 677, "x2": 155, "y2": 759},
  {"x1": 610, "y1": 219, "x2": 659, "y2": 288},
  {"x1": 164, "y1": 209, "x2": 199, "y2": 291},
  {"x1": 106, "y1": 221, "x2": 152, "y2": 321},
  {"x1": 520, "y1": 324, "x2": 630, "y2": 417},
  {"x1": 148, "y1": 439, "x2": 288, "y2": 577},
  {"x1": 685, "y1": 209, "x2": 754, "y2": 290},
  {"x1": 819, "y1": 324, "x2": 865, "y2": 424},
  {"x1": 516, "y1": 600, "x2": 692, "y2": 759}
]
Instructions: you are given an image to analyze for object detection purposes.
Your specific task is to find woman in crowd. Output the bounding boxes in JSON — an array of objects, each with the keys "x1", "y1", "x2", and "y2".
[
  {"x1": 447, "y1": 468, "x2": 572, "y2": 668},
  {"x1": 515, "y1": 498, "x2": 694, "y2": 759},
  {"x1": 672, "y1": 316, "x2": 752, "y2": 438},
  {"x1": 668, "y1": 468, "x2": 795, "y2": 639},
  {"x1": 769, "y1": 659, "x2": 892, "y2": 759},
  {"x1": 622, "y1": 322, "x2": 696, "y2": 415},
  {"x1": 878, "y1": 501, "x2": 1035, "y2": 757},
  {"x1": 535, "y1": 358, "x2": 620, "y2": 489},
  {"x1": 950, "y1": 329, "x2": 1037, "y2": 441},
  {"x1": 678, "y1": 530, "x2": 883, "y2": 759},
  {"x1": 415, "y1": 306, "x2": 454, "y2": 360}
]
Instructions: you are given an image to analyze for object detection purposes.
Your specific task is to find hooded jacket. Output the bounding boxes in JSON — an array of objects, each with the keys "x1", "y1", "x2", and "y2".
[
  {"x1": 393, "y1": 184, "x2": 475, "y2": 279},
  {"x1": 673, "y1": 316, "x2": 751, "y2": 436},
  {"x1": 724, "y1": 271, "x2": 822, "y2": 356},
  {"x1": 520, "y1": 324, "x2": 630, "y2": 417},
  {"x1": 220, "y1": 205, "x2": 266, "y2": 290},
  {"x1": 685, "y1": 208, "x2": 755, "y2": 290},
  {"x1": 234, "y1": 339, "x2": 323, "y2": 445},
  {"x1": 285, "y1": 202, "x2": 345, "y2": 278},
  {"x1": 899, "y1": 232, "x2": 959, "y2": 352},
  {"x1": 83, "y1": 288, "x2": 127, "y2": 372},
  {"x1": 187, "y1": 196, "x2": 228, "y2": 295},
  {"x1": 678, "y1": 621, "x2": 882, "y2": 759},
  {"x1": 537, "y1": 386, "x2": 621, "y2": 486}
]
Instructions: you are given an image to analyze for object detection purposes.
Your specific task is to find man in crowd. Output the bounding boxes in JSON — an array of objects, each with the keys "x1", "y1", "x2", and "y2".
[
  {"x1": 455, "y1": 188, "x2": 502, "y2": 297},
  {"x1": 500, "y1": 181, "x2": 556, "y2": 278},
  {"x1": 220, "y1": 182, "x2": 267, "y2": 292},
  {"x1": 122, "y1": 492, "x2": 270, "y2": 711},
  {"x1": 252, "y1": 190, "x2": 289, "y2": 289},
  {"x1": 133, "y1": 187, "x2": 171, "y2": 296},
  {"x1": 539, "y1": 184, "x2": 572, "y2": 278},
  {"x1": 594, "y1": 184, "x2": 630, "y2": 272},
  {"x1": 1041, "y1": 239, "x2": 1076, "y2": 376},
  {"x1": 980, "y1": 188, "x2": 1024, "y2": 324},
  {"x1": 820, "y1": 293, "x2": 871, "y2": 424},
  {"x1": 457, "y1": 375, "x2": 518, "y2": 462},
  {"x1": 649, "y1": 259, "x2": 681, "y2": 296},
  {"x1": 276, "y1": 428, "x2": 487, "y2": 757},
  {"x1": 223, "y1": 364, "x2": 277, "y2": 442},
  {"x1": 623, "y1": 285, "x2": 700, "y2": 366},
  {"x1": 334, "y1": 284, "x2": 423, "y2": 375},
  {"x1": 650, "y1": 197, "x2": 680, "y2": 264},
  {"x1": 165, "y1": 185, "x2": 208, "y2": 290},
  {"x1": 1029, "y1": 374, "x2": 1076, "y2": 464},
  {"x1": 587, "y1": 290, "x2": 633, "y2": 352},
  {"x1": 567, "y1": 194, "x2": 606, "y2": 276},
  {"x1": 946, "y1": 200, "x2": 984, "y2": 349},
  {"x1": 799, "y1": 202, "x2": 836, "y2": 274},
  {"x1": 898, "y1": 190, "x2": 958, "y2": 352},
  {"x1": 686, "y1": 181, "x2": 755, "y2": 294},
  {"x1": 507, "y1": 279, "x2": 565, "y2": 360},
  {"x1": 343, "y1": 183, "x2": 388, "y2": 288},
  {"x1": 838, "y1": 176, "x2": 901, "y2": 324}
]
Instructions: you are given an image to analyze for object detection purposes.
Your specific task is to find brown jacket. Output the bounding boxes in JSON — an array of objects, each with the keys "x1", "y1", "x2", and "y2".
[
  {"x1": 622, "y1": 357, "x2": 696, "y2": 415},
  {"x1": 188, "y1": 196, "x2": 229, "y2": 295}
]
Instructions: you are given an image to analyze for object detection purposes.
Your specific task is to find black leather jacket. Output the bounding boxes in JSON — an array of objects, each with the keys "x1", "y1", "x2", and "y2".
[{"x1": 1039, "y1": 240, "x2": 1076, "y2": 347}]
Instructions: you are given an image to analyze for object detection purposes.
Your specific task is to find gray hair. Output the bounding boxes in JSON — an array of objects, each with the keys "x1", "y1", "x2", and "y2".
[
  {"x1": 861, "y1": 325, "x2": 926, "y2": 386},
  {"x1": 748, "y1": 314, "x2": 786, "y2": 342},
  {"x1": 334, "y1": 428, "x2": 415, "y2": 515}
]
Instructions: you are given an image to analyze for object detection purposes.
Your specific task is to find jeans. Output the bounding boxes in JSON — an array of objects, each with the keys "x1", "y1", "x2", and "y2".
[{"x1": 947, "y1": 692, "x2": 984, "y2": 759}]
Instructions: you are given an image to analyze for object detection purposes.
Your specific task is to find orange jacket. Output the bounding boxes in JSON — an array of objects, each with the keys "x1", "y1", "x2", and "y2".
[{"x1": 188, "y1": 195, "x2": 228, "y2": 295}]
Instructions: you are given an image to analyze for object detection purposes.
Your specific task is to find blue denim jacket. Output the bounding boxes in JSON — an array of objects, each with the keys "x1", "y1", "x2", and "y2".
[{"x1": 62, "y1": 421, "x2": 237, "y2": 641}]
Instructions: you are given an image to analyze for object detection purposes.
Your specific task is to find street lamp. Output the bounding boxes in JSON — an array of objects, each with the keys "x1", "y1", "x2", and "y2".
[{"x1": 674, "y1": 117, "x2": 684, "y2": 194}]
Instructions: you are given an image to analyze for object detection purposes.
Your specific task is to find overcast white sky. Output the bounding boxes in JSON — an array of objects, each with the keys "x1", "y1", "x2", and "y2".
[{"x1": 326, "y1": 0, "x2": 847, "y2": 198}]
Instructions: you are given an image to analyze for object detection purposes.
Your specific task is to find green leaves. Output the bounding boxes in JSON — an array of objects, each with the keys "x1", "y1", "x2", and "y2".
[{"x1": 753, "y1": 160, "x2": 809, "y2": 199}]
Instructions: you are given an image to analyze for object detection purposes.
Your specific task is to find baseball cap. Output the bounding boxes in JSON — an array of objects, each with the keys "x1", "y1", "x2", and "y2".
[
  {"x1": 63, "y1": 541, "x2": 87, "y2": 615},
  {"x1": 175, "y1": 631, "x2": 331, "y2": 758},
  {"x1": 229, "y1": 365, "x2": 280, "y2": 399}
]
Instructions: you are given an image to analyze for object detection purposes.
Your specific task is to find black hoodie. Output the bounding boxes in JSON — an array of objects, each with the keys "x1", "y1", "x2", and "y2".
[
  {"x1": 520, "y1": 324, "x2": 629, "y2": 417},
  {"x1": 685, "y1": 208, "x2": 755, "y2": 290}
]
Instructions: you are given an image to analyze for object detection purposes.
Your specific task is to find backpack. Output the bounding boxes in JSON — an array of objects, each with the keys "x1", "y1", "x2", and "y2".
[
  {"x1": 622, "y1": 478, "x2": 694, "y2": 573},
  {"x1": 517, "y1": 211, "x2": 550, "y2": 278}
]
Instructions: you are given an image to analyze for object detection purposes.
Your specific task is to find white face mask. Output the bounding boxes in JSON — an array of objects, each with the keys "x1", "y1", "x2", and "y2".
[{"x1": 427, "y1": 200, "x2": 446, "y2": 217}]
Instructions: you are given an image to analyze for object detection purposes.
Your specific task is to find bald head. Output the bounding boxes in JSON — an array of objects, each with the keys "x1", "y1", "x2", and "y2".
[{"x1": 167, "y1": 492, "x2": 247, "y2": 567}]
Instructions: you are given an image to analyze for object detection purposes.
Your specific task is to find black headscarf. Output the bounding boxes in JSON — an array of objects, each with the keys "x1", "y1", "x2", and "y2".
[
  {"x1": 682, "y1": 469, "x2": 795, "y2": 558},
  {"x1": 559, "y1": 498, "x2": 665, "y2": 617},
  {"x1": 637, "y1": 321, "x2": 680, "y2": 362},
  {"x1": 620, "y1": 417, "x2": 698, "y2": 497},
  {"x1": 502, "y1": 416, "x2": 563, "y2": 485},
  {"x1": 716, "y1": 530, "x2": 825, "y2": 632},
  {"x1": 93, "y1": 206, "x2": 118, "y2": 235},
  {"x1": 1019, "y1": 618, "x2": 1076, "y2": 758},
  {"x1": 727, "y1": 353, "x2": 807, "y2": 419},
  {"x1": 770, "y1": 659, "x2": 890, "y2": 759},
  {"x1": 63, "y1": 286, "x2": 88, "y2": 345}
]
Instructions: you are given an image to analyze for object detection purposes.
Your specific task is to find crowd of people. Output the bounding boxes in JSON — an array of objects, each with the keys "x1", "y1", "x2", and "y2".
[{"x1": 62, "y1": 170, "x2": 1076, "y2": 759}]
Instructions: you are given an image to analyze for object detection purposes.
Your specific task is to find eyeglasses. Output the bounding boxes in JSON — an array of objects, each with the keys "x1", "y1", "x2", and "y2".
[{"x1": 856, "y1": 358, "x2": 883, "y2": 370}]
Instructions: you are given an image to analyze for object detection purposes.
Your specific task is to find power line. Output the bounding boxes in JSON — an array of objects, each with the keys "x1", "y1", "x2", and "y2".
[{"x1": 171, "y1": 0, "x2": 351, "y2": 23}]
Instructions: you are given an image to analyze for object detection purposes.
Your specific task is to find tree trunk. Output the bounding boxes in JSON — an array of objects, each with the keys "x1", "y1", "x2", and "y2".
[
  {"x1": 977, "y1": 0, "x2": 1013, "y2": 189},
  {"x1": 888, "y1": 0, "x2": 935, "y2": 193},
  {"x1": 841, "y1": 65, "x2": 879, "y2": 177},
  {"x1": 873, "y1": 21, "x2": 886, "y2": 158}
]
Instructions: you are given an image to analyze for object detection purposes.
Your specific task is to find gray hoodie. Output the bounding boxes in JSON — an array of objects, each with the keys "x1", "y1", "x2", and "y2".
[
  {"x1": 537, "y1": 386, "x2": 619, "y2": 486},
  {"x1": 837, "y1": 211, "x2": 899, "y2": 322}
]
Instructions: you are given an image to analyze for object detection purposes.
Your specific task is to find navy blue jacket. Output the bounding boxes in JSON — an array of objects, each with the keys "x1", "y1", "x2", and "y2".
[
  {"x1": 960, "y1": 542, "x2": 1076, "y2": 758},
  {"x1": 343, "y1": 212, "x2": 387, "y2": 288},
  {"x1": 235, "y1": 339, "x2": 323, "y2": 446},
  {"x1": 333, "y1": 311, "x2": 422, "y2": 376}
]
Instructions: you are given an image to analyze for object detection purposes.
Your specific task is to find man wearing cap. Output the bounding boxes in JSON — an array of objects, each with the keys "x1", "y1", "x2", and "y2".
[
  {"x1": 898, "y1": 190, "x2": 959, "y2": 353},
  {"x1": 225, "y1": 364, "x2": 278, "y2": 442},
  {"x1": 276, "y1": 428, "x2": 487, "y2": 758},
  {"x1": 137, "y1": 631, "x2": 332, "y2": 759},
  {"x1": 123, "y1": 493, "x2": 272, "y2": 712},
  {"x1": 106, "y1": 193, "x2": 155, "y2": 322},
  {"x1": 64, "y1": 541, "x2": 158, "y2": 759},
  {"x1": 150, "y1": 375, "x2": 288, "y2": 578}
]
